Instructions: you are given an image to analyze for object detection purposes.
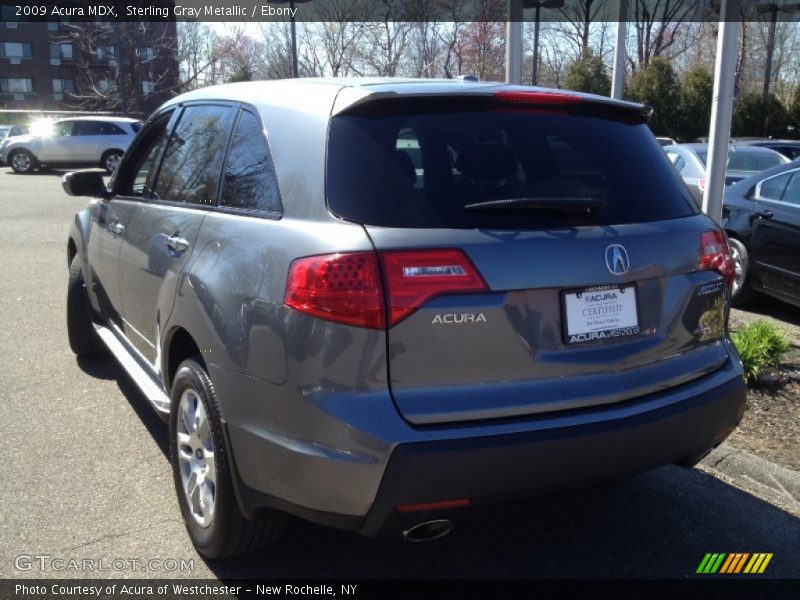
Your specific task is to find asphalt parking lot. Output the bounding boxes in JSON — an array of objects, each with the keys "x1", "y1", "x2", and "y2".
[{"x1": 0, "y1": 167, "x2": 798, "y2": 581}]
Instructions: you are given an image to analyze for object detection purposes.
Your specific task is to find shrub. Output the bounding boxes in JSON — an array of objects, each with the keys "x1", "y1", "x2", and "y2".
[
  {"x1": 563, "y1": 51, "x2": 611, "y2": 97},
  {"x1": 731, "y1": 321, "x2": 791, "y2": 385}
]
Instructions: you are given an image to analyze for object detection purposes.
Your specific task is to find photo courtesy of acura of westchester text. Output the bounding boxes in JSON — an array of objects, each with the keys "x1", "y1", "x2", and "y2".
[{"x1": 0, "y1": 0, "x2": 798, "y2": 594}]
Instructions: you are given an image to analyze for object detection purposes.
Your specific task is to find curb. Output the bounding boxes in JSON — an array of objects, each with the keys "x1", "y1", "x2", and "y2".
[{"x1": 699, "y1": 443, "x2": 800, "y2": 516}]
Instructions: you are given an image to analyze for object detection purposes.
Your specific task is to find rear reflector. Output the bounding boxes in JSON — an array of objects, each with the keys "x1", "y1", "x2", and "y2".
[
  {"x1": 396, "y1": 499, "x2": 471, "y2": 513},
  {"x1": 698, "y1": 230, "x2": 734, "y2": 289},
  {"x1": 381, "y1": 249, "x2": 488, "y2": 326},
  {"x1": 284, "y1": 249, "x2": 488, "y2": 329},
  {"x1": 284, "y1": 252, "x2": 385, "y2": 329},
  {"x1": 493, "y1": 90, "x2": 583, "y2": 106}
]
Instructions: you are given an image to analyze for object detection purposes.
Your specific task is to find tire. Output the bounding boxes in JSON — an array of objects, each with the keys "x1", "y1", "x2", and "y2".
[
  {"x1": 67, "y1": 255, "x2": 104, "y2": 357},
  {"x1": 170, "y1": 357, "x2": 286, "y2": 559},
  {"x1": 101, "y1": 149, "x2": 123, "y2": 173},
  {"x1": 728, "y1": 238, "x2": 758, "y2": 307},
  {"x1": 8, "y1": 149, "x2": 36, "y2": 174}
]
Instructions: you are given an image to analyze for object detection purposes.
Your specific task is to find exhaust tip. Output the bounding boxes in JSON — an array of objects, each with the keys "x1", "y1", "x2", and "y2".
[{"x1": 402, "y1": 519, "x2": 454, "y2": 543}]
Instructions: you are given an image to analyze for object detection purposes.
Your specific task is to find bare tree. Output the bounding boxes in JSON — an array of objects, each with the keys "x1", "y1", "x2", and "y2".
[
  {"x1": 58, "y1": 22, "x2": 179, "y2": 114},
  {"x1": 630, "y1": 0, "x2": 699, "y2": 70}
]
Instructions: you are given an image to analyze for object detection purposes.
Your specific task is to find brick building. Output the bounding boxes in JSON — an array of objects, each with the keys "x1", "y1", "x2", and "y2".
[{"x1": 0, "y1": 11, "x2": 179, "y2": 117}]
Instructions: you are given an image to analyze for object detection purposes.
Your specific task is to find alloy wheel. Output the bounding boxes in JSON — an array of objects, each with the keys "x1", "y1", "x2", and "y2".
[{"x1": 176, "y1": 388, "x2": 217, "y2": 528}]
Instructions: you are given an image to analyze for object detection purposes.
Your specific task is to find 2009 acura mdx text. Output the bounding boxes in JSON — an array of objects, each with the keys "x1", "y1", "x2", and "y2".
[{"x1": 63, "y1": 79, "x2": 747, "y2": 558}]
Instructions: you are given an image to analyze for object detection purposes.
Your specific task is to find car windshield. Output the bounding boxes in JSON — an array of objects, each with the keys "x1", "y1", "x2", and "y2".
[
  {"x1": 696, "y1": 149, "x2": 787, "y2": 172},
  {"x1": 327, "y1": 102, "x2": 697, "y2": 229}
]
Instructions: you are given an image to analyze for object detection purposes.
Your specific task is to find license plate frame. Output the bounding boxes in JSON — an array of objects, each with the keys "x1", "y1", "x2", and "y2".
[{"x1": 562, "y1": 284, "x2": 641, "y2": 345}]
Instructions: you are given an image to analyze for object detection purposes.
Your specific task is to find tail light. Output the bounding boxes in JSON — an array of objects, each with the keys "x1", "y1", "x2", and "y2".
[
  {"x1": 284, "y1": 252, "x2": 385, "y2": 329},
  {"x1": 698, "y1": 230, "x2": 734, "y2": 289},
  {"x1": 381, "y1": 249, "x2": 487, "y2": 326},
  {"x1": 284, "y1": 249, "x2": 487, "y2": 329}
]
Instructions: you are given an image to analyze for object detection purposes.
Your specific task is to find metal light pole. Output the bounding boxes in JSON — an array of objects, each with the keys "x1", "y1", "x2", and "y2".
[
  {"x1": 506, "y1": 0, "x2": 524, "y2": 84},
  {"x1": 266, "y1": 0, "x2": 311, "y2": 78},
  {"x1": 759, "y1": 2, "x2": 778, "y2": 101},
  {"x1": 702, "y1": 0, "x2": 741, "y2": 224},
  {"x1": 526, "y1": 0, "x2": 564, "y2": 86},
  {"x1": 289, "y1": 0, "x2": 299, "y2": 78},
  {"x1": 611, "y1": 0, "x2": 628, "y2": 99}
]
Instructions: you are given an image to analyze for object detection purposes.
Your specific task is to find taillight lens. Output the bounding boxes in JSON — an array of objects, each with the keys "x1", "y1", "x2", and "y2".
[
  {"x1": 698, "y1": 230, "x2": 734, "y2": 289},
  {"x1": 381, "y1": 249, "x2": 488, "y2": 326},
  {"x1": 284, "y1": 249, "x2": 488, "y2": 329},
  {"x1": 284, "y1": 252, "x2": 385, "y2": 329}
]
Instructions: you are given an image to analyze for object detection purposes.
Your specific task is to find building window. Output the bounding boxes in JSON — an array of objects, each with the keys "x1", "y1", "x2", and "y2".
[
  {"x1": 0, "y1": 42, "x2": 33, "y2": 59},
  {"x1": 98, "y1": 79, "x2": 117, "y2": 93},
  {"x1": 1, "y1": 6, "x2": 20, "y2": 27},
  {"x1": 52, "y1": 79, "x2": 76, "y2": 93},
  {"x1": 139, "y1": 47, "x2": 154, "y2": 61},
  {"x1": 50, "y1": 43, "x2": 73, "y2": 60},
  {"x1": 96, "y1": 45, "x2": 115, "y2": 61},
  {"x1": 142, "y1": 81, "x2": 155, "y2": 95},
  {"x1": 0, "y1": 78, "x2": 34, "y2": 94}
]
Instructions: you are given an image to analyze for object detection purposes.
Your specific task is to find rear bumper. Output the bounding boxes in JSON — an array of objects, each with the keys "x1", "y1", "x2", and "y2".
[
  {"x1": 224, "y1": 359, "x2": 746, "y2": 537},
  {"x1": 358, "y1": 372, "x2": 745, "y2": 537}
]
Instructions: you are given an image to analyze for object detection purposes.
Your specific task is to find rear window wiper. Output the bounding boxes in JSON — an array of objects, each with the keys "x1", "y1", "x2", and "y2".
[{"x1": 464, "y1": 197, "x2": 606, "y2": 213}]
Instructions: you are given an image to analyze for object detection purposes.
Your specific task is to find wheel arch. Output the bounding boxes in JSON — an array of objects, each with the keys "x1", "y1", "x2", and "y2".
[{"x1": 163, "y1": 326, "x2": 206, "y2": 393}]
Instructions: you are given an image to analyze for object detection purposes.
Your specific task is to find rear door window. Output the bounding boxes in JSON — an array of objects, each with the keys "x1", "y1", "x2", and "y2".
[
  {"x1": 152, "y1": 105, "x2": 234, "y2": 206},
  {"x1": 759, "y1": 172, "x2": 792, "y2": 201},
  {"x1": 327, "y1": 101, "x2": 697, "y2": 229}
]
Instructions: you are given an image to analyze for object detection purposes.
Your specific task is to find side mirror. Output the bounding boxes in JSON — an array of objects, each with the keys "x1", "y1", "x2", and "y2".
[{"x1": 62, "y1": 171, "x2": 108, "y2": 198}]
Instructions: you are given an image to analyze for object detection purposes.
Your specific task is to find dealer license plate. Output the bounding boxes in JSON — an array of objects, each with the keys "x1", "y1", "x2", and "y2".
[{"x1": 564, "y1": 284, "x2": 640, "y2": 344}]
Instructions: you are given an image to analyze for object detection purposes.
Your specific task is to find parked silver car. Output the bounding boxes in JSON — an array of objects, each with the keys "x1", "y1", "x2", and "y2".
[
  {"x1": 1, "y1": 116, "x2": 141, "y2": 174},
  {"x1": 665, "y1": 143, "x2": 789, "y2": 204},
  {"x1": 63, "y1": 79, "x2": 746, "y2": 558},
  {"x1": 0, "y1": 124, "x2": 27, "y2": 140}
]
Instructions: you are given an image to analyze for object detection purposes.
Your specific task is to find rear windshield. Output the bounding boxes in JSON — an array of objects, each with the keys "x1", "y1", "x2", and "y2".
[
  {"x1": 327, "y1": 103, "x2": 697, "y2": 229},
  {"x1": 697, "y1": 150, "x2": 786, "y2": 172}
]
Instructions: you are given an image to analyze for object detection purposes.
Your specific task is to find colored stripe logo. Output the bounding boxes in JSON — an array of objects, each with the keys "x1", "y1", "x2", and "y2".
[{"x1": 696, "y1": 553, "x2": 773, "y2": 574}]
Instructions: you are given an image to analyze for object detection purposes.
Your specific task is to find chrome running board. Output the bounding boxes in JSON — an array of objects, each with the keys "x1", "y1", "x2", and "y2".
[{"x1": 93, "y1": 323, "x2": 170, "y2": 415}]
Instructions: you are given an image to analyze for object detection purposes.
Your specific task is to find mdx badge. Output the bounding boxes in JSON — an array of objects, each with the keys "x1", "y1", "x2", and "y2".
[{"x1": 605, "y1": 244, "x2": 630, "y2": 275}]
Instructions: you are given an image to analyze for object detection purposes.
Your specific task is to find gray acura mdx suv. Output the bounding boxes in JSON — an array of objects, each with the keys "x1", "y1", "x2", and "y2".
[{"x1": 63, "y1": 79, "x2": 746, "y2": 558}]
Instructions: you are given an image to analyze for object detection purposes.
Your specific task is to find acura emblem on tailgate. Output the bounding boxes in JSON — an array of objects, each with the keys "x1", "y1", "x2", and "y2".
[{"x1": 605, "y1": 244, "x2": 630, "y2": 275}]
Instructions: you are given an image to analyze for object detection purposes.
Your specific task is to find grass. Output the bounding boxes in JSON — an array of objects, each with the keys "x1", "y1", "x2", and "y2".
[{"x1": 732, "y1": 321, "x2": 791, "y2": 385}]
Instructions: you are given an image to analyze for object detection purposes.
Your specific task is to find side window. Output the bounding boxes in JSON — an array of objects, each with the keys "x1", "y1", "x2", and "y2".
[
  {"x1": 152, "y1": 105, "x2": 233, "y2": 206},
  {"x1": 220, "y1": 110, "x2": 282, "y2": 213},
  {"x1": 759, "y1": 172, "x2": 792, "y2": 201},
  {"x1": 779, "y1": 173, "x2": 800, "y2": 206},
  {"x1": 97, "y1": 122, "x2": 126, "y2": 135},
  {"x1": 666, "y1": 151, "x2": 685, "y2": 173},
  {"x1": 118, "y1": 113, "x2": 172, "y2": 198},
  {"x1": 73, "y1": 121, "x2": 103, "y2": 136},
  {"x1": 395, "y1": 128, "x2": 424, "y2": 189},
  {"x1": 54, "y1": 121, "x2": 75, "y2": 137}
]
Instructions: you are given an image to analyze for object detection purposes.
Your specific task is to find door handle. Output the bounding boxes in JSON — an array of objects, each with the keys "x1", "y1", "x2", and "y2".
[
  {"x1": 165, "y1": 234, "x2": 190, "y2": 253},
  {"x1": 753, "y1": 210, "x2": 774, "y2": 220},
  {"x1": 109, "y1": 221, "x2": 125, "y2": 235}
]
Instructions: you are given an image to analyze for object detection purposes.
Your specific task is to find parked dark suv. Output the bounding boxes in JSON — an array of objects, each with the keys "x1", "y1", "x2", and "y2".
[{"x1": 64, "y1": 79, "x2": 746, "y2": 558}]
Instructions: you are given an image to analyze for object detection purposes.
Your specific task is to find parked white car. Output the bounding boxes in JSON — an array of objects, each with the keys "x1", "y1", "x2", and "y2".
[{"x1": 0, "y1": 116, "x2": 141, "y2": 174}]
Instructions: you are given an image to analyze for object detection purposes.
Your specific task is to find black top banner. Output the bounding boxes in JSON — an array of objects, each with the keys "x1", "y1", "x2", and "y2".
[{"x1": 2, "y1": 0, "x2": 800, "y2": 23}]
